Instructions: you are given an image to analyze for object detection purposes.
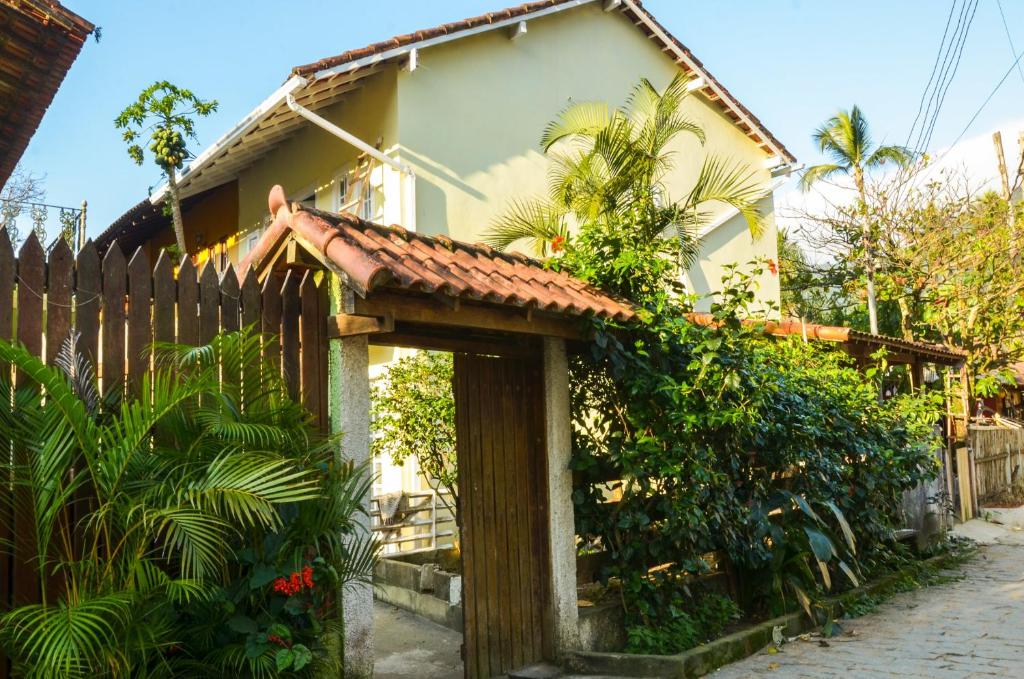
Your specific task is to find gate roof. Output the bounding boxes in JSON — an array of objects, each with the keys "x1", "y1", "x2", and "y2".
[{"x1": 241, "y1": 186, "x2": 636, "y2": 323}]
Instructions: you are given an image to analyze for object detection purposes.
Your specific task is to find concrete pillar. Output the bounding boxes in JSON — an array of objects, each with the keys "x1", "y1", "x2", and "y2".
[
  {"x1": 330, "y1": 332, "x2": 374, "y2": 678},
  {"x1": 542, "y1": 336, "x2": 580, "y2": 656}
]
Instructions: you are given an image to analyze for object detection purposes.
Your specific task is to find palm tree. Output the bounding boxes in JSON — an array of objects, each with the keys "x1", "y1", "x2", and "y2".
[
  {"x1": 0, "y1": 330, "x2": 375, "y2": 677},
  {"x1": 484, "y1": 73, "x2": 767, "y2": 270},
  {"x1": 799, "y1": 106, "x2": 914, "y2": 334}
]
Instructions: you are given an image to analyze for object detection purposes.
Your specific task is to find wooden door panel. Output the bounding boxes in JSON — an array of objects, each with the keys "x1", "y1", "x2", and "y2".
[{"x1": 454, "y1": 353, "x2": 550, "y2": 679}]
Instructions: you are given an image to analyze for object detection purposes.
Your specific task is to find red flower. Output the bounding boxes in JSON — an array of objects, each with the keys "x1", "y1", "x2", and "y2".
[
  {"x1": 271, "y1": 565, "x2": 316, "y2": 596},
  {"x1": 767, "y1": 259, "x2": 778, "y2": 276},
  {"x1": 550, "y1": 235, "x2": 565, "y2": 253},
  {"x1": 268, "y1": 634, "x2": 291, "y2": 648}
]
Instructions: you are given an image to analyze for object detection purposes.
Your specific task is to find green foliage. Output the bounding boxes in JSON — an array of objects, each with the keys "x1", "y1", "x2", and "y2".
[
  {"x1": 114, "y1": 81, "x2": 217, "y2": 172},
  {"x1": 371, "y1": 351, "x2": 458, "y2": 518},
  {"x1": 799, "y1": 105, "x2": 913, "y2": 194},
  {"x1": 563, "y1": 233, "x2": 941, "y2": 637},
  {"x1": 625, "y1": 592, "x2": 740, "y2": 655},
  {"x1": 485, "y1": 73, "x2": 766, "y2": 259},
  {"x1": 0, "y1": 329, "x2": 374, "y2": 677}
]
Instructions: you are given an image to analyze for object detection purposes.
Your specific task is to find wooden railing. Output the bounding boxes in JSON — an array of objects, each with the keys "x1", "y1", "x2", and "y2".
[{"x1": 370, "y1": 489, "x2": 456, "y2": 555}]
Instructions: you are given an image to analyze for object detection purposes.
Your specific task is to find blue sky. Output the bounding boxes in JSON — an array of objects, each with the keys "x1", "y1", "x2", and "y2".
[{"x1": 17, "y1": 0, "x2": 1024, "y2": 236}]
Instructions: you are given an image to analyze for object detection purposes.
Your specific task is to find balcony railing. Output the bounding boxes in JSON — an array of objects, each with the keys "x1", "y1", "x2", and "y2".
[
  {"x1": 0, "y1": 199, "x2": 86, "y2": 251},
  {"x1": 371, "y1": 489, "x2": 456, "y2": 555}
]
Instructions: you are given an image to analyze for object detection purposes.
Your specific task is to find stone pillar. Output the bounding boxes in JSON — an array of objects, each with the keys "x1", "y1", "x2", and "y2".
[
  {"x1": 330, "y1": 332, "x2": 374, "y2": 678},
  {"x1": 542, "y1": 336, "x2": 580, "y2": 655}
]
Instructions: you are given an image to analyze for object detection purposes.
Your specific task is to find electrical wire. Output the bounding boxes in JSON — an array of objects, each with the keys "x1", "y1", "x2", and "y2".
[
  {"x1": 919, "y1": 0, "x2": 979, "y2": 153},
  {"x1": 996, "y1": 0, "x2": 1024, "y2": 89},
  {"x1": 935, "y1": 43, "x2": 1024, "y2": 164},
  {"x1": 905, "y1": 0, "x2": 958, "y2": 149},
  {"x1": 912, "y1": 0, "x2": 978, "y2": 156}
]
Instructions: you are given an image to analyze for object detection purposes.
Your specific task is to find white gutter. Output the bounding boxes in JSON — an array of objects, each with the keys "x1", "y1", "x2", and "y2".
[
  {"x1": 286, "y1": 94, "x2": 417, "y2": 230},
  {"x1": 285, "y1": 94, "x2": 413, "y2": 177},
  {"x1": 150, "y1": 75, "x2": 309, "y2": 204}
]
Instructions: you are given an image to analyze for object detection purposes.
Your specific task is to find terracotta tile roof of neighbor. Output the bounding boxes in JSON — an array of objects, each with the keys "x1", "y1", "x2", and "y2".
[
  {"x1": 689, "y1": 313, "x2": 967, "y2": 366},
  {"x1": 291, "y1": 0, "x2": 795, "y2": 163},
  {"x1": 0, "y1": 0, "x2": 94, "y2": 189},
  {"x1": 241, "y1": 186, "x2": 636, "y2": 322}
]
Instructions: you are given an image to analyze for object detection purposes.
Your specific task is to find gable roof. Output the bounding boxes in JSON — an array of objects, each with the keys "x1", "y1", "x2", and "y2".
[
  {"x1": 147, "y1": 0, "x2": 794, "y2": 205},
  {"x1": 241, "y1": 185, "x2": 636, "y2": 322},
  {"x1": 0, "y1": 0, "x2": 94, "y2": 189},
  {"x1": 292, "y1": 0, "x2": 793, "y2": 163}
]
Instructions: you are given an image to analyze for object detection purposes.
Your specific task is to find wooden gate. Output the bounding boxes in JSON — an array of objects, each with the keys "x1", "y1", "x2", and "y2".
[{"x1": 453, "y1": 352, "x2": 552, "y2": 679}]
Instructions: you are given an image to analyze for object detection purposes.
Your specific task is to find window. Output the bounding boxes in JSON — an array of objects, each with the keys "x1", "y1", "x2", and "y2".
[{"x1": 337, "y1": 157, "x2": 380, "y2": 221}]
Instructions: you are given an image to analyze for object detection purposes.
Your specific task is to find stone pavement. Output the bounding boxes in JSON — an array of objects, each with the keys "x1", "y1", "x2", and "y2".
[
  {"x1": 374, "y1": 600, "x2": 463, "y2": 678},
  {"x1": 711, "y1": 528, "x2": 1024, "y2": 679}
]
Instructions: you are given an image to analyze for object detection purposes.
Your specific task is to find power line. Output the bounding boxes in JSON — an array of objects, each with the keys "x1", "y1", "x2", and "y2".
[
  {"x1": 912, "y1": 0, "x2": 977, "y2": 156},
  {"x1": 939, "y1": 43, "x2": 1024, "y2": 161},
  {"x1": 920, "y1": 0, "x2": 979, "y2": 153},
  {"x1": 996, "y1": 0, "x2": 1024, "y2": 89},
  {"x1": 911, "y1": 0, "x2": 970, "y2": 153},
  {"x1": 905, "y1": 0, "x2": 958, "y2": 149}
]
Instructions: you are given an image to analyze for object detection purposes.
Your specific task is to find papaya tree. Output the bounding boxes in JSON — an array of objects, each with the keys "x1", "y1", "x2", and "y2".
[{"x1": 115, "y1": 81, "x2": 217, "y2": 258}]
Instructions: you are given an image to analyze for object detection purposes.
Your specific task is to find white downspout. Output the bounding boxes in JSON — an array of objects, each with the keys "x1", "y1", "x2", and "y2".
[{"x1": 285, "y1": 93, "x2": 417, "y2": 230}]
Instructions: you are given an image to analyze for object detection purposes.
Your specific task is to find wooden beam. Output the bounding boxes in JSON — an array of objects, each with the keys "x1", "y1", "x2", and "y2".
[
  {"x1": 328, "y1": 311, "x2": 395, "y2": 338},
  {"x1": 352, "y1": 290, "x2": 589, "y2": 340},
  {"x1": 369, "y1": 330, "x2": 535, "y2": 356}
]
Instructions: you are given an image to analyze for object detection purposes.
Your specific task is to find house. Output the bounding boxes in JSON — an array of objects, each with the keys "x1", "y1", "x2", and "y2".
[
  {"x1": 96, "y1": 0, "x2": 796, "y2": 306},
  {"x1": 94, "y1": 0, "x2": 797, "y2": 531},
  {"x1": 0, "y1": 0, "x2": 95, "y2": 191}
]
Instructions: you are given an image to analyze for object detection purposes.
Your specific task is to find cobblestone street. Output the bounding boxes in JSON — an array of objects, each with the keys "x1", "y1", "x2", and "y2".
[{"x1": 712, "y1": 535, "x2": 1024, "y2": 679}]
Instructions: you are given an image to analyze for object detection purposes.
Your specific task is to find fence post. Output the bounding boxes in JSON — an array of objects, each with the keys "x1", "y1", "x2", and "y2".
[{"x1": 431, "y1": 490, "x2": 438, "y2": 552}]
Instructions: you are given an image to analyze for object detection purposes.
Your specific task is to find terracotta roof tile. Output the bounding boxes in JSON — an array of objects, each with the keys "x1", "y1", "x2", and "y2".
[
  {"x1": 241, "y1": 186, "x2": 635, "y2": 323},
  {"x1": 688, "y1": 313, "x2": 966, "y2": 365}
]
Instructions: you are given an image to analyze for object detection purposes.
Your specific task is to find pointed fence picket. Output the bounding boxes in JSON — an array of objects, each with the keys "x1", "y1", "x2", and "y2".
[{"x1": 0, "y1": 240, "x2": 329, "y2": 679}]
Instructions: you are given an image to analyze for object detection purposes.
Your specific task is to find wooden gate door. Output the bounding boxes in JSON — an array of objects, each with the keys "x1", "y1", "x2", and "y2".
[{"x1": 453, "y1": 352, "x2": 552, "y2": 679}]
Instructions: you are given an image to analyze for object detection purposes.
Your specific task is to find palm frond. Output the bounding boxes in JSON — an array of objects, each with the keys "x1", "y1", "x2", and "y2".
[
  {"x1": 193, "y1": 452, "x2": 320, "y2": 529},
  {"x1": 799, "y1": 163, "x2": 846, "y2": 192},
  {"x1": 541, "y1": 100, "x2": 611, "y2": 151},
  {"x1": 867, "y1": 144, "x2": 914, "y2": 170},
  {"x1": 0, "y1": 593, "x2": 135, "y2": 678},
  {"x1": 483, "y1": 198, "x2": 568, "y2": 254},
  {"x1": 682, "y1": 156, "x2": 768, "y2": 238}
]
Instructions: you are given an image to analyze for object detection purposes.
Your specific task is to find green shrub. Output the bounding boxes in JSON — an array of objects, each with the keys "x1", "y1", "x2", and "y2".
[
  {"x1": 0, "y1": 330, "x2": 375, "y2": 677},
  {"x1": 562, "y1": 223, "x2": 942, "y2": 635},
  {"x1": 625, "y1": 592, "x2": 741, "y2": 655}
]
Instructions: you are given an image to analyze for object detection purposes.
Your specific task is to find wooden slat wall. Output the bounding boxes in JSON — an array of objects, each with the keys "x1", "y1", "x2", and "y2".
[
  {"x1": 0, "y1": 241, "x2": 326, "y2": 679},
  {"x1": 454, "y1": 353, "x2": 551, "y2": 679}
]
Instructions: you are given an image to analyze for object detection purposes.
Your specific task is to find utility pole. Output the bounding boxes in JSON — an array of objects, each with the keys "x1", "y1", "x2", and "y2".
[
  {"x1": 993, "y1": 131, "x2": 1011, "y2": 201},
  {"x1": 78, "y1": 200, "x2": 87, "y2": 252},
  {"x1": 1013, "y1": 131, "x2": 1024, "y2": 199}
]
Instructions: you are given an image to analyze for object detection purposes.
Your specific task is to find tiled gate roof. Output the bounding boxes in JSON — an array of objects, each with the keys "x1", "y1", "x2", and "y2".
[{"x1": 242, "y1": 186, "x2": 636, "y2": 322}]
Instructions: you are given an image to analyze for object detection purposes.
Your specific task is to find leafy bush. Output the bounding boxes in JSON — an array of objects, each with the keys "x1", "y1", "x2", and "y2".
[
  {"x1": 563, "y1": 230, "x2": 942, "y2": 636},
  {"x1": 0, "y1": 330, "x2": 374, "y2": 677},
  {"x1": 370, "y1": 351, "x2": 458, "y2": 520},
  {"x1": 625, "y1": 592, "x2": 740, "y2": 655}
]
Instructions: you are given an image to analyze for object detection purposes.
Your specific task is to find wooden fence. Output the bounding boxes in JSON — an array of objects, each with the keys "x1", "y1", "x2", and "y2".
[
  {"x1": 969, "y1": 425, "x2": 1024, "y2": 504},
  {"x1": 0, "y1": 233, "x2": 328, "y2": 678}
]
